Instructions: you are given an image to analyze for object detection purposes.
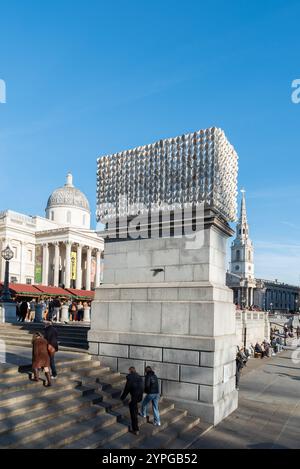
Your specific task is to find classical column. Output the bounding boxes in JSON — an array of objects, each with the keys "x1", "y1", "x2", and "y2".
[
  {"x1": 76, "y1": 244, "x2": 82, "y2": 289},
  {"x1": 42, "y1": 243, "x2": 49, "y2": 285},
  {"x1": 53, "y1": 242, "x2": 60, "y2": 287},
  {"x1": 95, "y1": 249, "x2": 101, "y2": 287},
  {"x1": 65, "y1": 241, "x2": 72, "y2": 289},
  {"x1": 85, "y1": 246, "x2": 92, "y2": 291}
]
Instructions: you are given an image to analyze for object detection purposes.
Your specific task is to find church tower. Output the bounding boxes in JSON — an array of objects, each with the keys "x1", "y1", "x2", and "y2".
[{"x1": 230, "y1": 189, "x2": 254, "y2": 279}]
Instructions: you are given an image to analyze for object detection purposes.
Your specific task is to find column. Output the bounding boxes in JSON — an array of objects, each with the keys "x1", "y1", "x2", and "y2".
[
  {"x1": 42, "y1": 243, "x2": 49, "y2": 285},
  {"x1": 65, "y1": 241, "x2": 72, "y2": 288},
  {"x1": 95, "y1": 249, "x2": 101, "y2": 287},
  {"x1": 245, "y1": 287, "x2": 249, "y2": 308},
  {"x1": 53, "y1": 242, "x2": 60, "y2": 287},
  {"x1": 76, "y1": 244, "x2": 82, "y2": 289},
  {"x1": 85, "y1": 246, "x2": 92, "y2": 291}
]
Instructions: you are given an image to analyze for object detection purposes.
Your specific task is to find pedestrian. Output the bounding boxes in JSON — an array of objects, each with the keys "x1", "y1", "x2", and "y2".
[
  {"x1": 297, "y1": 325, "x2": 300, "y2": 340},
  {"x1": 77, "y1": 301, "x2": 84, "y2": 321},
  {"x1": 236, "y1": 349, "x2": 245, "y2": 390},
  {"x1": 19, "y1": 300, "x2": 28, "y2": 322},
  {"x1": 69, "y1": 301, "x2": 78, "y2": 321},
  {"x1": 52, "y1": 297, "x2": 61, "y2": 322},
  {"x1": 44, "y1": 321, "x2": 59, "y2": 379},
  {"x1": 31, "y1": 332, "x2": 52, "y2": 387},
  {"x1": 35, "y1": 298, "x2": 46, "y2": 323},
  {"x1": 16, "y1": 298, "x2": 22, "y2": 321},
  {"x1": 140, "y1": 366, "x2": 161, "y2": 426},
  {"x1": 29, "y1": 298, "x2": 36, "y2": 322},
  {"x1": 120, "y1": 367, "x2": 144, "y2": 435}
]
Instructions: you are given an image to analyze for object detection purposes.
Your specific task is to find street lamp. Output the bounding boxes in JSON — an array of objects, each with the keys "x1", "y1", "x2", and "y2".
[
  {"x1": 71, "y1": 256, "x2": 75, "y2": 288},
  {"x1": 0, "y1": 245, "x2": 14, "y2": 302}
]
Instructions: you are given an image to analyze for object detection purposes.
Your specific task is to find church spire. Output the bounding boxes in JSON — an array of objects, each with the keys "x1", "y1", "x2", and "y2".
[{"x1": 237, "y1": 188, "x2": 249, "y2": 239}]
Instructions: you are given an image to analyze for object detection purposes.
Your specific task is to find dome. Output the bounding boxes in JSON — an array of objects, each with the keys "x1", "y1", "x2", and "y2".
[{"x1": 46, "y1": 173, "x2": 90, "y2": 212}]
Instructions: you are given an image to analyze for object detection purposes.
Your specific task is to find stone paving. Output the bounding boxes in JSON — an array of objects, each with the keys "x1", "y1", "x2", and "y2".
[{"x1": 191, "y1": 346, "x2": 300, "y2": 449}]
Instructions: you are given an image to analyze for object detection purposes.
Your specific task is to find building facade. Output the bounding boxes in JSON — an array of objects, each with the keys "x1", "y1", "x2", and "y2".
[
  {"x1": 0, "y1": 173, "x2": 104, "y2": 290},
  {"x1": 227, "y1": 190, "x2": 299, "y2": 312}
]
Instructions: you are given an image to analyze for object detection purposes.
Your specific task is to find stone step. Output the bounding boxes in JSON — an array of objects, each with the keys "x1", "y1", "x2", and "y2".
[
  {"x1": 0, "y1": 388, "x2": 84, "y2": 420},
  {"x1": 0, "y1": 381, "x2": 77, "y2": 407},
  {"x1": 0, "y1": 395, "x2": 102, "y2": 437},
  {"x1": 168, "y1": 422, "x2": 213, "y2": 449},
  {"x1": 19, "y1": 413, "x2": 120, "y2": 449},
  {"x1": 1, "y1": 405, "x2": 106, "y2": 448},
  {"x1": 62, "y1": 420, "x2": 129, "y2": 449}
]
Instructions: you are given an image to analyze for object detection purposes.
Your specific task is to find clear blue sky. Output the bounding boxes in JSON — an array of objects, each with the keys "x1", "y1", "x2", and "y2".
[{"x1": 0, "y1": 0, "x2": 300, "y2": 284}]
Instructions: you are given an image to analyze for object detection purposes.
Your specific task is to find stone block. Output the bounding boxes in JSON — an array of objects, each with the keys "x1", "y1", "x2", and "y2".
[
  {"x1": 118, "y1": 358, "x2": 145, "y2": 375},
  {"x1": 108, "y1": 302, "x2": 132, "y2": 332},
  {"x1": 146, "y1": 361, "x2": 180, "y2": 381},
  {"x1": 181, "y1": 365, "x2": 214, "y2": 385},
  {"x1": 161, "y1": 303, "x2": 190, "y2": 335},
  {"x1": 148, "y1": 287, "x2": 178, "y2": 301},
  {"x1": 189, "y1": 303, "x2": 215, "y2": 336},
  {"x1": 88, "y1": 342, "x2": 99, "y2": 355},
  {"x1": 99, "y1": 343, "x2": 129, "y2": 358},
  {"x1": 131, "y1": 302, "x2": 162, "y2": 333},
  {"x1": 152, "y1": 249, "x2": 180, "y2": 266},
  {"x1": 105, "y1": 252, "x2": 127, "y2": 269},
  {"x1": 179, "y1": 247, "x2": 209, "y2": 265},
  {"x1": 163, "y1": 348, "x2": 200, "y2": 365},
  {"x1": 98, "y1": 355, "x2": 118, "y2": 370},
  {"x1": 96, "y1": 288, "x2": 121, "y2": 301},
  {"x1": 130, "y1": 345, "x2": 162, "y2": 361},
  {"x1": 127, "y1": 251, "x2": 152, "y2": 268},
  {"x1": 90, "y1": 301, "x2": 109, "y2": 330},
  {"x1": 120, "y1": 288, "x2": 148, "y2": 301},
  {"x1": 165, "y1": 265, "x2": 194, "y2": 282},
  {"x1": 162, "y1": 380, "x2": 199, "y2": 401}
]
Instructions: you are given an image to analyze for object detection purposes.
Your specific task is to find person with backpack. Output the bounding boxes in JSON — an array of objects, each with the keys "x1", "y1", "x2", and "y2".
[
  {"x1": 120, "y1": 367, "x2": 144, "y2": 435},
  {"x1": 140, "y1": 366, "x2": 161, "y2": 426}
]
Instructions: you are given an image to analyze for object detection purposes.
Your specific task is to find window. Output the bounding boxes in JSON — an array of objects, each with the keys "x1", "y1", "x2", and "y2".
[
  {"x1": 26, "y1": 278, "x2": 32, "y2": 285},
  {"x1": 28, "y1": 249, "x2": 33, "y2": 262},
  {"x1": 83, "y1": 214, "x2": 86, "y2": 225},
  {"x1": 236, "y1": 250, "x2": 240, "y2": 261},
  {"x1": 248, "y1": 266, "x2": 251, "y2": 271},
  {"x1": 235, "y1": 265, "x2": 240, "y2": 271},
  {"x1": 248, "y1": 251, "x2": 251, "y2": 261},
  {"x1": 10, "y1": 276, "x2": 17, "y2": 283},
  {"x1": 239, "y1": 229, "x2": 241, "y2": 235},
  {"x1": 67, "y1": 211, "x2": 71, "y2": 223},
  {"x1": 51, "y1": 211, "x2": 54, "y2": 221}
]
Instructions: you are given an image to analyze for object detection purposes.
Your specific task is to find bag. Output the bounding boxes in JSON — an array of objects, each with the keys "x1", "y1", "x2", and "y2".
[{"x1": 47, "y1": 343, "x2": 56, "y2": 355}]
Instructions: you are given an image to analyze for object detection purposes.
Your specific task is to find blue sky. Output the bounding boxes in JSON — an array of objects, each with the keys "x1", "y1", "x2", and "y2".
[{"x1": 0, "y1": 0, "x2": 300, "y2": 284}]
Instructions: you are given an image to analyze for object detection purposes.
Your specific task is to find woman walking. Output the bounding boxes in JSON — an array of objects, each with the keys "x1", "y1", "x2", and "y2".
[{"x1": 31, "y1": 332, "x2": 52, "y2": 387}]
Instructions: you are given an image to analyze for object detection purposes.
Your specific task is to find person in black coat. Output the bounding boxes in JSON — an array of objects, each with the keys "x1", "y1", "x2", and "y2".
[
  {"x1": 140, "y1": 366, "x2": 161, "y2": 426},
  {"x1": 236, "y1": 349, "x2": 245, "y2": 390},
  {"x1": 44, "y1": 321, "x2": 59, "y2": 378},
  {"x1": 120, "y1": 367, "x2": 144, "y2": 435}
]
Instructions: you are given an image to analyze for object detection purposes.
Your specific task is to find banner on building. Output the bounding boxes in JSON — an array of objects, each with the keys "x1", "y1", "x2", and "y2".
[
  {"x1": 91, "y1": 257, "x2": 96, "y2": 284},
  {"x1": 71, "y1": 251, "x2": 77, "y2": 280},
  {"x1": 34, "y1": 245, "x2": 43, "y2": 284}
]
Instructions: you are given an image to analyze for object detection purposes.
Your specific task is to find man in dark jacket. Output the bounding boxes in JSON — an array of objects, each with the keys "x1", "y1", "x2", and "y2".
[
  {"x1": 140, "y1": 366, "x2": 161, "y2": 426},
  {"x1": 236, "y1": 350, "x2": 244, "y2": 390},
  {"x1": 120, "y1": 367, "x2": 144, "y2": 435},
  {"x1": 44, "y1": 321, "x2": 59, "y2": 379}
]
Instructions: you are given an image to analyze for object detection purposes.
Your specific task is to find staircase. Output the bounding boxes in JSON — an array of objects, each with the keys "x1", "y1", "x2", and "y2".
[
  {"x1": 0, "y1": 354, "x2": 211, "y2": 449},
  {"x1": 0, "y1": 323, "x2": 89, "y2": 352}
]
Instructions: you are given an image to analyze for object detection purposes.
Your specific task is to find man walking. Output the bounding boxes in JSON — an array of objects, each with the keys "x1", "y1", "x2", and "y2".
[
  {"x1": 140, "y1": 366, "x2": 161, "y2": 426},
  {"x1": 120, "y1": 367, "x2": 144, "y2": 435},
  {"x1": 44, "y1": 321, "x2": 59, "y2": 379}
]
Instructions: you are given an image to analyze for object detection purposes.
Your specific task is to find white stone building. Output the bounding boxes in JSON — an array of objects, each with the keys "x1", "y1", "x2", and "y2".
[{"x1": 0, "y1": 173, "x2": 103, "y2": 290}]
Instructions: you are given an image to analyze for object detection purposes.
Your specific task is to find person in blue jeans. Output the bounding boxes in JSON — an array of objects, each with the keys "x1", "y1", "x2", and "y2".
[{"x1": 140, "y1": 366, "x2": 161, "y2": 426}]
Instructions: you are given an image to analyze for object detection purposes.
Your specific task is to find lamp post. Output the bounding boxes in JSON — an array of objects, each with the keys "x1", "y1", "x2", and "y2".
[
  {"x1": 0, "y1": 245, "x2": 14, "y2": 302},
  {"x1": 71, "y1": 256, "x2": 75, "y2": 289}
]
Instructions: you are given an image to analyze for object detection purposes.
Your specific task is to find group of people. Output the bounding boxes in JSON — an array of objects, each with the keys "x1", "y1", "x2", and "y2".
[
  {"x1": 31, "y1": 321, "x2": 58, "y2": 387},
  {"x1": 120, "y1": 366, "x2": 161, "y2": 436},
  {"x1": 15, "y1": 297, "x2": 90, "y2": 323}
]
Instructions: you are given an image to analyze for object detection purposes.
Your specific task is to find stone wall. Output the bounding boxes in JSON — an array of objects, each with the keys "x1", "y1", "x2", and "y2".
[{"x1": 236, "y1": 310, "x2": 270, "y2": 347}]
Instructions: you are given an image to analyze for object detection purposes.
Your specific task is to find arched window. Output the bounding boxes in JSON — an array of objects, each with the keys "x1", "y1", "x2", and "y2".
[
  {"x1": 248, "y1": 251, "x2": 251, "y2": 261},
  {"x1": 51, "y1": 211, "x2": 54, "y2": 221},
  {"x1": 235, "y1": 265, "x2": 240, "y2": 271},
  {"x1": 67, "y1": 211, "x2": 71, "y2": 223},
  {"x1": 236, "y1": 250, "x2": 240, "y2": 261}
]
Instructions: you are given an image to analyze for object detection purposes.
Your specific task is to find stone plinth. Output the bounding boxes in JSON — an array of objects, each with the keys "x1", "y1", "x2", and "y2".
[
  {"x1": 0, "y1": 302, "x2": 17, "y2": 323},
  {"x1": 89, "y1": 212, "x2": 238, "y2": 425}
]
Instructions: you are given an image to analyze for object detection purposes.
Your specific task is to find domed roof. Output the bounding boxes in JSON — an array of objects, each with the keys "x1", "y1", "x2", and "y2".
[{"x1": 46, "y1": 173, "x2": 90, "y2": 212}]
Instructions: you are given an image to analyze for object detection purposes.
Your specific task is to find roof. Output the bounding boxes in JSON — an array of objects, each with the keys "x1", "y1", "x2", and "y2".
[
  {"x1": 34, "y1": 285, "x2": 71, "y2": 297},
  {"x1": 64, "y1": 288, "x2": 95, "y2": 299},
  {"x1": 0, "y1": 283, "x2": 41, "y2": 296}
]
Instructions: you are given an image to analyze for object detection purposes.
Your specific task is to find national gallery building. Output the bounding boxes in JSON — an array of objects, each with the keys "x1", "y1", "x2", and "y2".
[{"x1": 0, "y1": 173, "x2": 103, "y2": 292}]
